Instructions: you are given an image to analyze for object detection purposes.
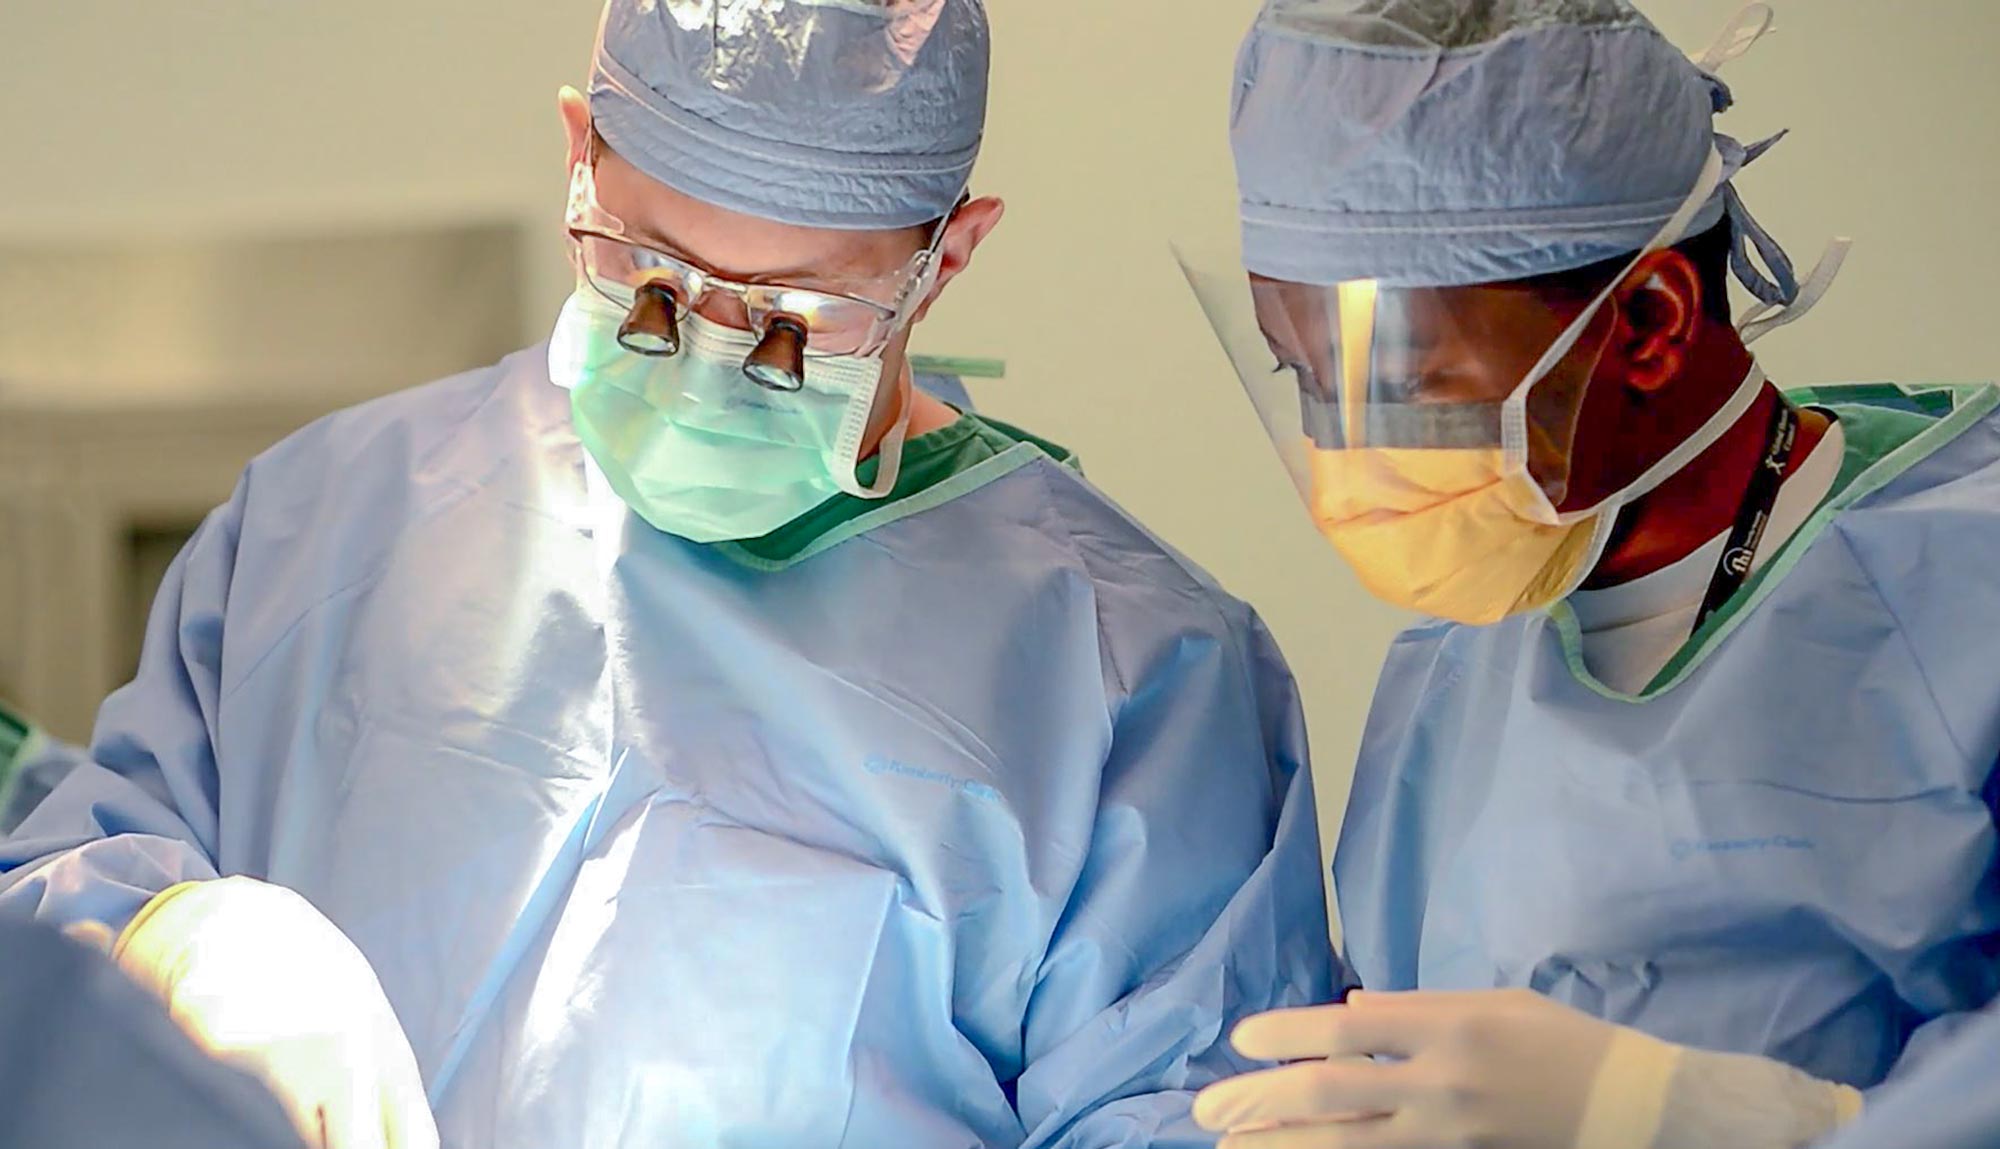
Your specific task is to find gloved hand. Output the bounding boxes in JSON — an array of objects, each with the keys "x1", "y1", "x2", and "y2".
[
  {"x1": 1193, "y1": 988, "x2": 1862, "y2": 1149},
  {"x1": 110, "y1": 876, "x2": 439, "y2": 1149}
]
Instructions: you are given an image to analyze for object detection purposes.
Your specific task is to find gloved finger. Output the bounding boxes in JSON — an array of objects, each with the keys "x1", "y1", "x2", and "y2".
[
  {"x1": 1337, "y1": 989, "x2": 1512, "y2": 1046},
  {"x1": 1344, "y1": 987, "x2": 1522, "y2": 1015},
  {"x1": 1231, "y1": 1003, "x2": 1426, "y2": 1062},
  {"x1": 1218, "y1": 1115, "x2": 1418, "y2": 1149},
  {"x1": 1193, "y1": 1059, "x2": 1407, "y2": 1131}
]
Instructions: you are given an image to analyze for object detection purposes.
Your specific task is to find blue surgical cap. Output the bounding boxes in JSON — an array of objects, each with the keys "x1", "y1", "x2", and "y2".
[
  {"x1": 1232, "y1": 0, "x2": 1799, "y2": 301},
  {"x1": 590, "y1": 0, "x2": 989, "y2": 231}
]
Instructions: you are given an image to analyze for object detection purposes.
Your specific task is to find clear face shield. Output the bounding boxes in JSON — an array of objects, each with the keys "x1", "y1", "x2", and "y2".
[
  {"x1": 1198, "y1": 270, "x2": 1613, "y2": 521},
  {"x1": 563, "y1": 150, "x2": 955, "y2": 392},
  {"x1": 1180, "y1": 148, "x2": 1734, "y2": 543},
  {"x1": 1178, "y1": 242, "x2": 1640, "y2": 623}
]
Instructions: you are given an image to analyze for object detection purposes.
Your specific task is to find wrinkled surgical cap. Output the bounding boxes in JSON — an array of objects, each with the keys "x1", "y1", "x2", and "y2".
[
  {"x1": 1232, "y1": 0, "x2": 1800, "y2": 300},
  {"x1": 590, "y1": 0, "x2": 989, "y2": 230}
]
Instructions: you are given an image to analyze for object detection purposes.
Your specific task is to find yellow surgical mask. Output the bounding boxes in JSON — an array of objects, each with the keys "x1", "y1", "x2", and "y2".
[
  {"x1": 1180, "y1": 143, "x2": 1777, "y2": 627},
  {"x1": 1300, "y1": 347, "x2": 1768, "y2": 626},
  {"x1": 1308, "y1": 447, "x2": 1611, "y2": 626}
]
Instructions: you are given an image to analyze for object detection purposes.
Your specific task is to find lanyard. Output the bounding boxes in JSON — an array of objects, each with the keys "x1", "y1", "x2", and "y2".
[{"x1": 1694, "y1": 396, "x2": 1799, "y2": 631}]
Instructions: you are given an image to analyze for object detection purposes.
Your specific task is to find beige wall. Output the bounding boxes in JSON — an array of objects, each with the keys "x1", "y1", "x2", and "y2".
[{"x1": 3, "y1": 1, "x2": 1996, "y2": 909}]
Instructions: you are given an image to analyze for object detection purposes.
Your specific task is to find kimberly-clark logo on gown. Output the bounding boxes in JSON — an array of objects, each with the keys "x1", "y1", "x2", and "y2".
[
  {"x1": 864, "y1": 757, "x2": 1002, "y2": 803},
  {"x1": 1671, "y1": 835, "x2": 1816, "y2": 862}
]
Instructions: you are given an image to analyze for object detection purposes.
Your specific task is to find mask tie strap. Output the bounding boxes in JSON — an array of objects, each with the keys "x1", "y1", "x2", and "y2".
[
  {"x1": 825, "y1": 357, "x2": 916, "y2": 501},
  {"x1": 1687, "y1": 5, "x2": 1852, "y2": 345},
  {"x1": 1694, "y1": 2, "x2": 1776, "y2": 73},
  {"x1": 1502, "y1": 146, "x2": 1727, "y2": 496},
  {"x1": 1719, "y1": 134, "x2": 1798, "y2": 307},
  {"x1": 832, "y1": 193, "x2": 961, "y2": 502},
  {"x1": 1717, "y1": 135, "x2": 1852, "y2": 344},
  {"x1": 1738, "y1": 236, "x2": 1852, "y2": 345},
  {"x1": 850, "y1": 401, "x2": 912, "y2": 498}
]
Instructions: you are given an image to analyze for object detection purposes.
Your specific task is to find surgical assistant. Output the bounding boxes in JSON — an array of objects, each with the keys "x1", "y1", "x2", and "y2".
[
  {"x1": 1185, "y1": 3, "x2": 2000, "y2": 1147},
  {"x1": 0, "y1": 704, "x2": 86, "y2": 837},
  {"x1": 0, "y1": 3, "x2": 1334, "y2": 1147}
]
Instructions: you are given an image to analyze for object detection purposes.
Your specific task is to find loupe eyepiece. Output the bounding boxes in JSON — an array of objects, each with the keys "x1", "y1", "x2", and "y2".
[
  {"x1": 617, "y1": 284, "x2": 682, "y2": 356},
  {"x1": 742, "y1": 314, "x2": 810, "y2": 392}
]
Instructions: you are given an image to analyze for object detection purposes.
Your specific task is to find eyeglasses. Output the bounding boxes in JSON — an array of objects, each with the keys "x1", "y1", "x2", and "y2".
[{"x1": 564, "y1": 157, "x2": 954, "y2": 391}]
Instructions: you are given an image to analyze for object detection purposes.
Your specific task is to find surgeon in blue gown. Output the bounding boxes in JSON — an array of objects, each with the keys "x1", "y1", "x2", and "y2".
[
  {"x1": 1186, "y1": 3, "x2": 2000, "y2": 1148},
  {"x1": 0, "y1": 702, "x2": 39, "y2": 834},
  {"x1": 0, "y1": 4, "x2": 1333, "y2": 1147},
  {"x1": 0, "y1": 377, "x2": 968, "y2": 844}
]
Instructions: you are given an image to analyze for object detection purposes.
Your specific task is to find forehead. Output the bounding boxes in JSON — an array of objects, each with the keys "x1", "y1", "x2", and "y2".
[
  {"x1": 590, "y1": 144, "x2": 924, "y2": 282},
  {"x1": 1250, "y1": 276, "x2": 1577, "y2": 351}
]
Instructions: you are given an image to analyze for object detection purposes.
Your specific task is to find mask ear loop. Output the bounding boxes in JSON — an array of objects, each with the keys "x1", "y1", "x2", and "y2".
[
  {"x1": 848, "y1": 396, "x2": 912, "y2": 499},
  {"x1": 846, "y1": 245, "x2": 948, "y2": 499},
  {"x1": 838, "y1": 191, "x2": 968, "y2": 501},
  {"x1": 888, "y1": 194, "x2": 964, "y2": 331}
]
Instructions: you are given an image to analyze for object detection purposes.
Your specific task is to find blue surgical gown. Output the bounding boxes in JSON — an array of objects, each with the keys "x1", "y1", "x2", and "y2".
[
  {"x1": 1336, "y1": 384, "x2": 2000, "y2": 1093},
  {"x1": 0, "y1": 346, "x2": 1334, "y2": 1148},
  {"x1": 914, "y1": 369, "x2": 976, "y2": 411},
  {"x1": 0, "y1": 916, "x2": 305, "y2": 1149},
  {"x1": 1815, "y1": 1000, "x2": 2000, "y2": 1148}
]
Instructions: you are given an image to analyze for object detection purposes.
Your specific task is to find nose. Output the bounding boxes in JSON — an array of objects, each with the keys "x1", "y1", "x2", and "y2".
[{"x1": 686, "y1": 288, "x2": 756, "y2": 334}]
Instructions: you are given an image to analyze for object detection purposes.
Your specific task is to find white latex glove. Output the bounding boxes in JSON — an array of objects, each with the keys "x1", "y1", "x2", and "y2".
[
  {"x1": 112, "y1": 876, "x2": 439, "y2": 1149},
  {"x1": 1193, "y1": 988, "x2": 1861, "y2": 1149}
]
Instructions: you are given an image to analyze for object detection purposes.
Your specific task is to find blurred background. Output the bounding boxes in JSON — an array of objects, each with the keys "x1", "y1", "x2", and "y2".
[{"x1": 2, "y1": 1, "x2": 1995, "y2": 926}]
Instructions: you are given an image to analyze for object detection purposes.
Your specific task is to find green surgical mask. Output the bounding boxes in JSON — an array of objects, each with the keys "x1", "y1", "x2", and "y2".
[{"x1": 549, "y1": 289, "x2": 909, "y2": 543}]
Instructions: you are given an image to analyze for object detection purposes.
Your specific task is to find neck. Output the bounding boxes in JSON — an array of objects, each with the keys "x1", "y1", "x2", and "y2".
[
  {"x1": 858, "y1": 361, "x2": 960, "y2": 461},
  {"x1": 1584, "y1": 378, "x2": 1829, "y2": 588}
]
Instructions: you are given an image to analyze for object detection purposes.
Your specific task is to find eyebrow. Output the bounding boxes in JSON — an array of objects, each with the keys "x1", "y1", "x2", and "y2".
[
  {"x1": 620, "y1": 219, "x2": 851, "y2": 286},
  {"x1": 586, "y1": 134, "x2": 913, "y2": 286}
]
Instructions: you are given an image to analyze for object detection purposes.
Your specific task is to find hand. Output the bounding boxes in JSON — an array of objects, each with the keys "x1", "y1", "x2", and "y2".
[
  {"x1": 1195, "y1": 988, "x2": 1626, "y2": 1148},
  {"x1": 114, "y1": 877, "x2": 440, "y2": 1149},
  {"x1": 1194, "y1": 989, "x2": 1860, "y2": 1149}
]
